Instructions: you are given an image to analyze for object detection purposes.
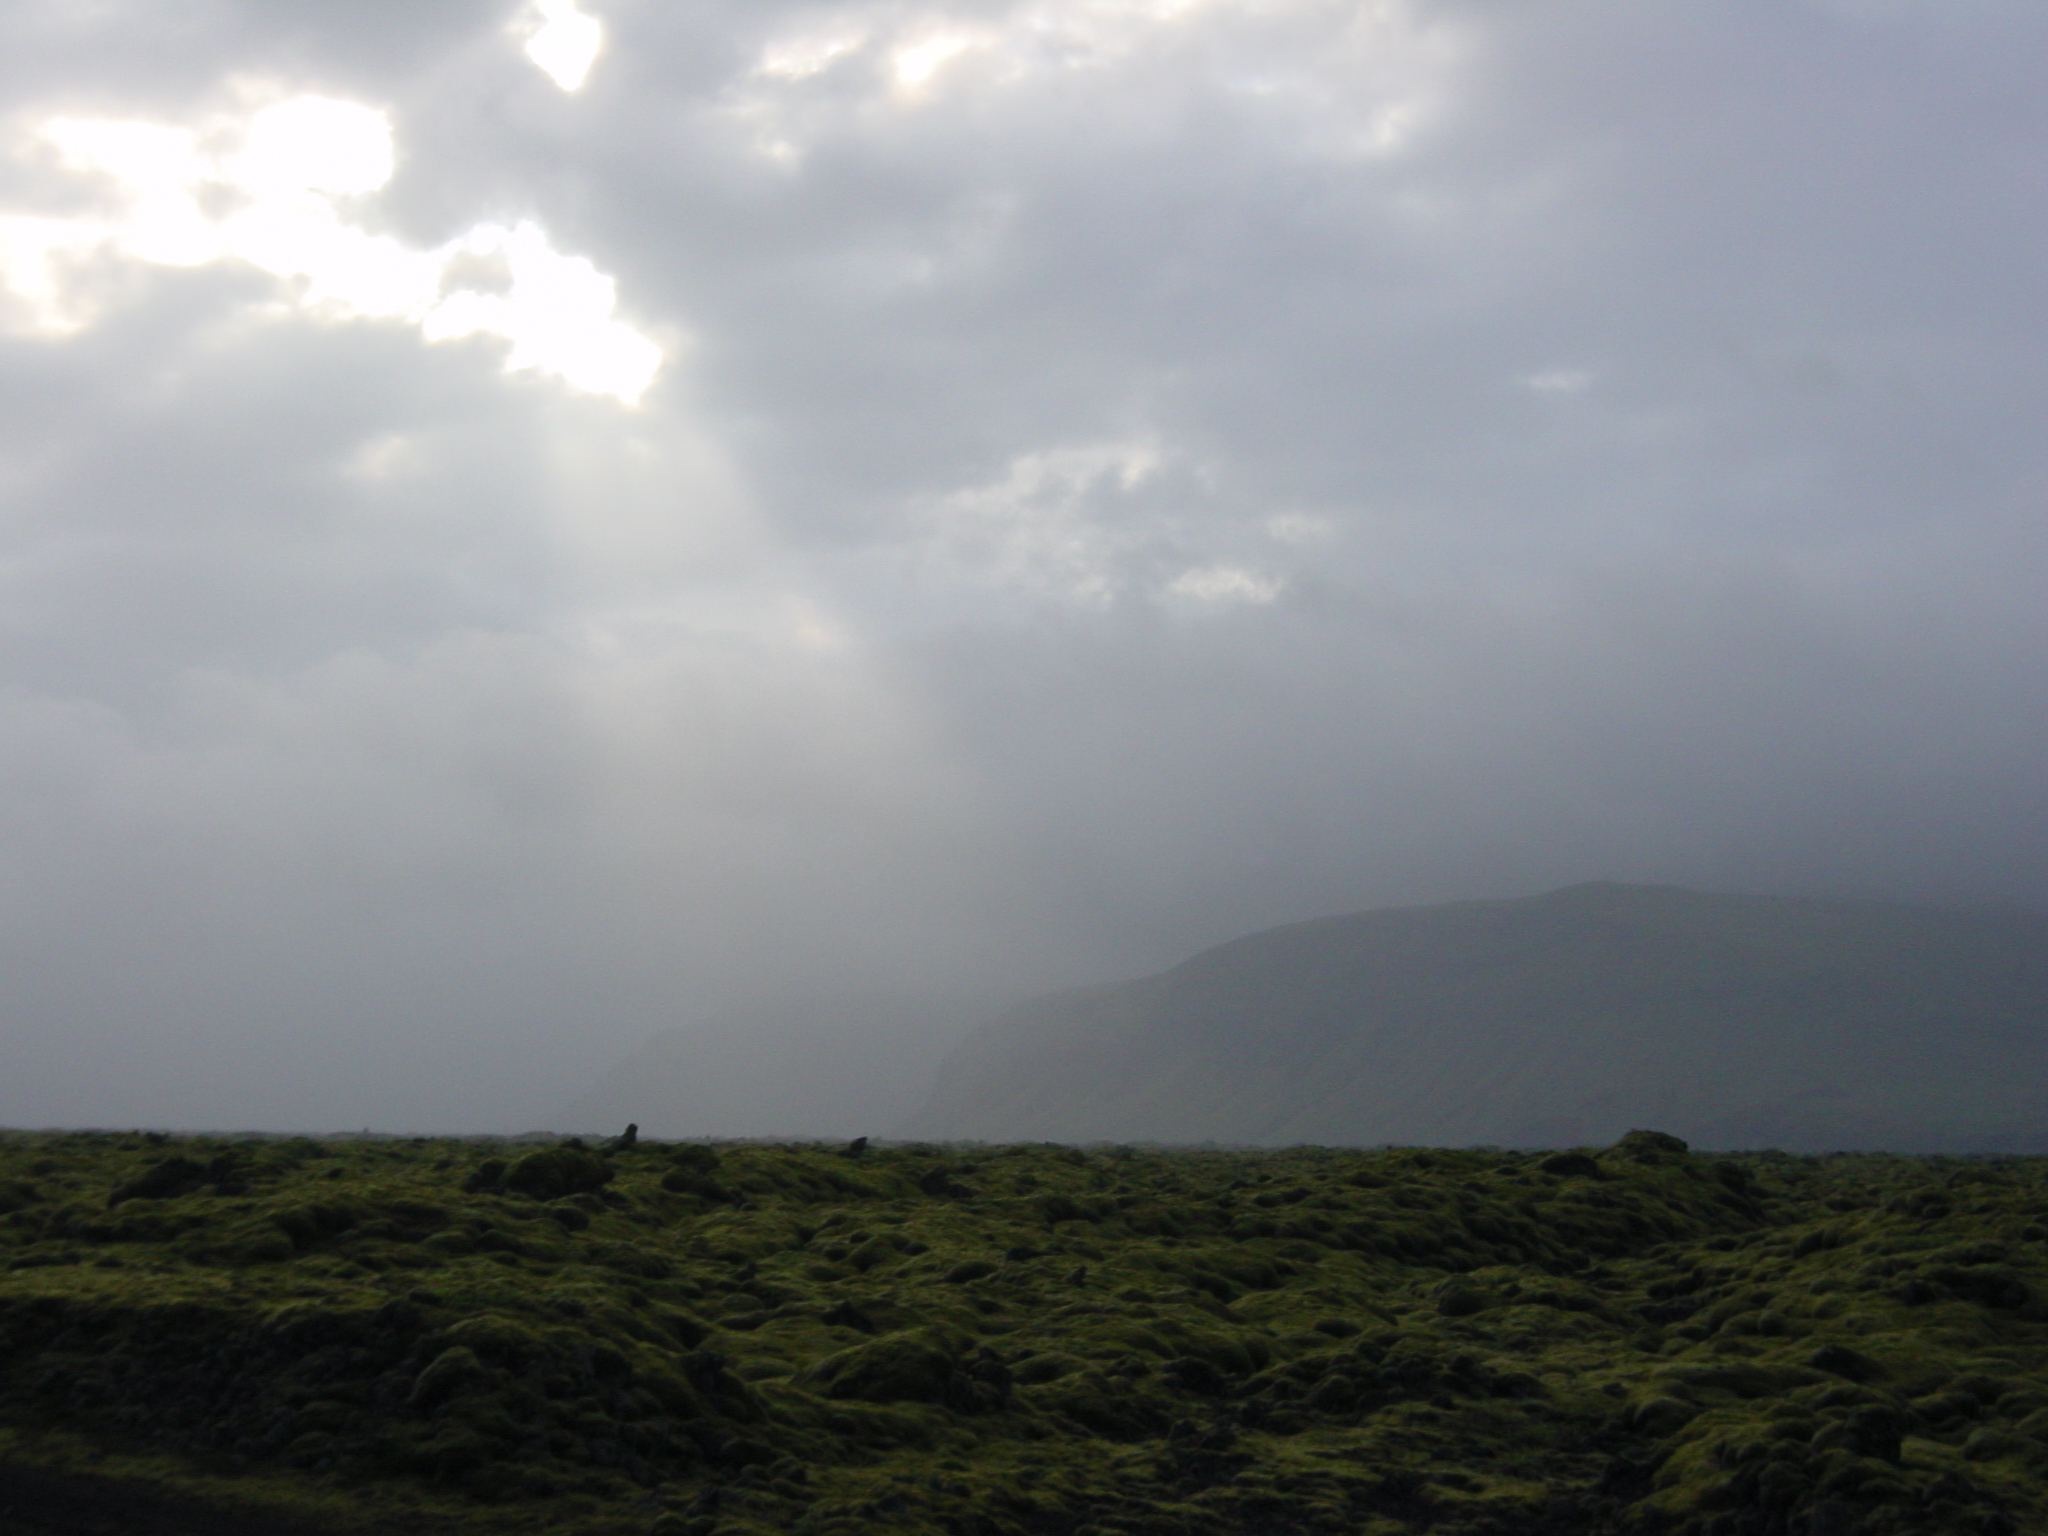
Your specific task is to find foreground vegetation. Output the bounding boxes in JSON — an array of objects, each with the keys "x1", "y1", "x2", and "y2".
[{"x1": 1, "y1": 1129, "x2": 2044, "y2": 1535}]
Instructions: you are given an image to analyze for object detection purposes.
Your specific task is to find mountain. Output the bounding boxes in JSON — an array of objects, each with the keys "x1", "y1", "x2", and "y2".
[{"x1": 900, "y1": 882, "x2": 2048, "y2": 1151}]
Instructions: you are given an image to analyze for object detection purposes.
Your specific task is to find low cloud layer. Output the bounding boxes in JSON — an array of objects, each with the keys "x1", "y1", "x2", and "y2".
[{"x1": 1, "y1": 0, "x2": 2043, "y2": 1132}]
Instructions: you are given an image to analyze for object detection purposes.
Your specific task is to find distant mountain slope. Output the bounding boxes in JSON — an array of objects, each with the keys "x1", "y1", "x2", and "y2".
[{"x1": 899, "y1": 883, "x2": 2048, "y2": 1151}]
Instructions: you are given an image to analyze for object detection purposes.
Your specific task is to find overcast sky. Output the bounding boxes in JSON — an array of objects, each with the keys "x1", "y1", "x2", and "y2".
[{"x1": 1, "y1": 0, "x2": 2043, "y2": 1133}]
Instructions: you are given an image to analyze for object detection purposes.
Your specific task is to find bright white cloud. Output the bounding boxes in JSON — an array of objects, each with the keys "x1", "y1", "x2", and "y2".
[
  {"x1": 0, "y1": 96, "x2": 659, "y2": 402},
  {"x1": 892, "y1": 31, "x2": 982, "y2": 91},
  {"x1": 522, "y1": 0, "x2": 605, "y2": 92},
  {"x1": 228, "y1": 96, "x2": 392, "y2": 195},
  {"x1": 420, "y1": 222, "x2": 661, "y2": 400}
]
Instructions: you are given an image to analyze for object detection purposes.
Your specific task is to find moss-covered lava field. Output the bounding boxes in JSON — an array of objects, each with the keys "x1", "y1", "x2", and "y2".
[{"x1": 2, "y1": 1128, "x2": 2046, "y2": 1536}]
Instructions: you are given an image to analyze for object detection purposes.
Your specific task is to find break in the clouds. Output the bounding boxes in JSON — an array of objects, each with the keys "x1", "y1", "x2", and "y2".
[
  {"x1": 520, "y1": 0, "x2": 604, "y2": 93},
  {"x1": 0, "y1": 0, "x2": 2043, "y2": 1132},
  {"x1": 1, "y1": 91, "x2": 657, "y2": 399}
]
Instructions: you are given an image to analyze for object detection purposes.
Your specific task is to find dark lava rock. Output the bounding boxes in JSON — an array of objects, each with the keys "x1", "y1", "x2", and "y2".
[
  {"x1": 1629, "y1": 1396, "x2": 1698, "y2": 1435},
  {"x1": 546, "y1": 1202, "x2": 591, "y2": 1232},
  {"x1": 822, "y1": 1299, "x2": 876, "y2": 1333},
  {"x1": 1843, "y1": 1405, "x2": 1905, "y2": 1463},
  {"x1": 1807, "y1": 1343, "x2": 1884, "y2": 1382},
  {"x1": 1305, "y1": 1374, "x2": 1359, "y2": 1412},
  {"x1": 659, "y1": 1168, "x2": 730, "y2": 1201},
  {"x1": 1434, "y1": 1282, "x2": 1487, "y2": 1318},
  {"x1": 969, "y1": 1345, "x2": 1013, "y2": 1403},
  {"x1": 408, "y1": 1346, "x2": 484, "y2": 1411},
  {"x1": 918, "y1": 1167, "x2": 973, "y2": 1199},
  {"x1": 1539, "y1": 1152, "x2": 1604, "y2": 1180},
  {"x1": 797, "y1": 1331, "x2": 960, "y2": 1405},
  {"x1": 1161, "y1": 1357, "x2": 1226, "y2": 1396},
  {"x1": 503, "y1": 1146, "x2": 614, "y2": 1201},
  {"x1": 108, "y1": 1158, "x2": 210, "y2": 1207}
]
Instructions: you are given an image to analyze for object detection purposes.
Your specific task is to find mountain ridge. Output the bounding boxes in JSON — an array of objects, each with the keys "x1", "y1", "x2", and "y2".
[{"x1": 900, "y1": 882, "x2": 2048, "y2": 1150}]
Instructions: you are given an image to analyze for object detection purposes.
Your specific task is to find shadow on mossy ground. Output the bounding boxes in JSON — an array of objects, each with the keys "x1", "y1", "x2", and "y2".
[{"x1": 0, "y1": 1127, "x2": 2043, "y2": 1535}]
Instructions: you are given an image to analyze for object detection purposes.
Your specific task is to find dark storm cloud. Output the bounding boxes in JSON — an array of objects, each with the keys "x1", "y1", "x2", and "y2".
[{"x1": 0, "y1": 0, "x2": 2042, "y2": 1132}]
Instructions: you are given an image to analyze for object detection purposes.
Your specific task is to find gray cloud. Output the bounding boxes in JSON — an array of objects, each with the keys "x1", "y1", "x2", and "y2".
[{"x1": 0, "y1": 0, "x2": 2042, "y2": 1132}]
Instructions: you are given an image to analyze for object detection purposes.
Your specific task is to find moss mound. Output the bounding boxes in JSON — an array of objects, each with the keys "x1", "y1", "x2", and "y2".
[
  {"x1": 796, "y1": 1328, "x2": 964, "y2": 1404},
  {"x1": 0, "y1": 1129, "x2": 2044, "y2": 1534}
]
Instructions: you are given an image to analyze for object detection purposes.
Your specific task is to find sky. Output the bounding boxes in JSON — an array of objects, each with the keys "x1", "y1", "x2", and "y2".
[{"x1": 1, "y1": 0, "x2": 2044, "y2": 1133}]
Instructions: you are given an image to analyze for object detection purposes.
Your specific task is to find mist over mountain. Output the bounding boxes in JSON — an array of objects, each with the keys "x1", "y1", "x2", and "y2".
[
  {"x1": 5, "y1": 4, "x2": 2048, "y2": 1135},
  {"x1": 902, "y1": 883, "x2": 2048, "y2": 1152}
]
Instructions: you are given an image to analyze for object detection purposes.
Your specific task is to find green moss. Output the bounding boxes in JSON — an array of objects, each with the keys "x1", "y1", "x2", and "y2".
[
  {"x1": 796, "y1": 1328, "x2": 965, "y2": 1404},
  {"x1": 0, "y1": 1130, "x2": 2046, "y2": 1533}
]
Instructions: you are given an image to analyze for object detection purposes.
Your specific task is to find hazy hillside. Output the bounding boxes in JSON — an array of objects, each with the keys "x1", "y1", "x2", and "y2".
[{"x1": 901, "y1": 883, "x2": 2048, "y2": 1151}]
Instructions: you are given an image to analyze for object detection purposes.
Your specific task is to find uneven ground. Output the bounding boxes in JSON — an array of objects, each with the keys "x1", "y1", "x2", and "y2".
[{"x1": 0, "y1": 1129, "x2": 2044, "y2": 1536}]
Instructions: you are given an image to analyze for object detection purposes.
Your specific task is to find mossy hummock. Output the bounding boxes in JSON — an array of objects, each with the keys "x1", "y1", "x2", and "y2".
[{"x1": 0, "y1": 1129, "x2": 2044, "y2": 1535}]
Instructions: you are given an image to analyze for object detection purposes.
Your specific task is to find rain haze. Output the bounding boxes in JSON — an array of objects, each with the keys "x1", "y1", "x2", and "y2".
[{"x1": 1, "y1": 0, "x2": 2043, "y2": 1136}]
